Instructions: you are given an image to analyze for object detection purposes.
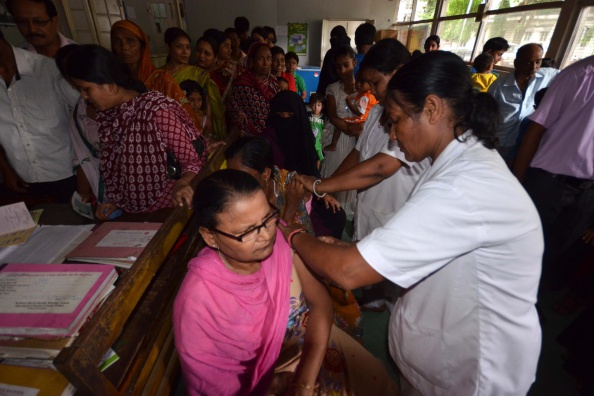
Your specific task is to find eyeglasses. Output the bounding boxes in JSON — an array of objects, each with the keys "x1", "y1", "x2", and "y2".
[
  {"x1": 14, "y1": 17, "x2": 55, "y2": 28},
  {"x1": 212, "y1": 206, "x2": 280, "y2": 243}
]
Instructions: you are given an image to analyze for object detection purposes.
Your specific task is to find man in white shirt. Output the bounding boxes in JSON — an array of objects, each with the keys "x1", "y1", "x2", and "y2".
[
  {"x1": 488, "y1": 43, "x2": 558, "y2": 158},
  {"x1": 6, "y1": 0, "x2": 76, "y2": 58},
  {"x1": 0, "y1": 28, "x2": 78, "y2": 202}
]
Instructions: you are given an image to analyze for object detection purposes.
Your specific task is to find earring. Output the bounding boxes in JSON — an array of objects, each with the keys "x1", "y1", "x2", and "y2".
[{"x1": 212, "y1": 244, "x2": 219, "y2": 250}]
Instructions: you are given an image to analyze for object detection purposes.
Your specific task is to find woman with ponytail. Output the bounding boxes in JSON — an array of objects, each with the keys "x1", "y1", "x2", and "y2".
[
  {"x1": 66, "y1": 45, "x2": 206, "y2": 220},
  {"x1": 281, "y1": 51, "x2": 544, "y2": 395}
]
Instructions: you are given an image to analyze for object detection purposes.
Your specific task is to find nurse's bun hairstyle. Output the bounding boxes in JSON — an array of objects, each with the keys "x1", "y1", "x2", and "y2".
[
  {"x1": 193, "y1": 169, "x2": 262, "y2": 230},
  {"x1": 386, "y1": 51, "x2": 500, "y2": 149}
]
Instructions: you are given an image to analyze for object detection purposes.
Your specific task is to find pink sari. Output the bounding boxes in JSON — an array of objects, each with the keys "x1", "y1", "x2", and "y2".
[{"x1": 173, "y1": 230, "x2": 292, "y2": 395}]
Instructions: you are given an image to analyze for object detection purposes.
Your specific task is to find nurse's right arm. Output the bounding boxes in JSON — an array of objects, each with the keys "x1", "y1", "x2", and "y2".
[{"x1": 282, "y1": 225, "x2": 384, "y2": 290}]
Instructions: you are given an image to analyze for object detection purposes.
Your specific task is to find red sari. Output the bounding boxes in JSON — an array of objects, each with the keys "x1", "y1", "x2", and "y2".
[
  {"x1": 229, "y1": 42, "x2": 279, "y2": 135},
  {"x1": 229, "y1": 71, "x2": 279, "y2": 135},
  {"x1": 97, "y1": 91, "x2": 205, "y2": 213}
]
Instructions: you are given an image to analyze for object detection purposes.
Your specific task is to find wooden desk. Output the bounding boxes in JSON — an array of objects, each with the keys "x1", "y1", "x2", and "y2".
[{"x1": 0, "y1": 131, "x2": 235, "y2": 395}]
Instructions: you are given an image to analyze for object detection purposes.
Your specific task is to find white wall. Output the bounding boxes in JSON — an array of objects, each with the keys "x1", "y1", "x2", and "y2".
[{"x1": 185, "y1": 0, "x2": 398, "y2": 66}]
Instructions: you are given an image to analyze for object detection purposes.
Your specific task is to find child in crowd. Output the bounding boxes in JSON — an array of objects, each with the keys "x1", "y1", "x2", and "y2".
[
  {"x1": 308, "y1": 93, "x2": 327, "y2": 168},
  {"x1": 180, "y1": 79, "x2": 212, "y2": 136},
  {"x1": 270, "y1": 46, "x2": 297, "y2": 92},
  {"x1": 277, "y1": 76, "x2": 289, "y2": 91},
  {"x1": 424, "y1": 34, "x2": 440, "y2": 52},
  {"x1": 321, "y1": 45, "x2": 358, "y2": 217},
  {"x1": 285, "y1": 51, "x2": 307, "y2": 100},
  {"x1": 471, "y1": 52, "x2": 497, "y2": 92},
  {"x1": 343, "y1": 69, "x2": 378, "y2": 124}
]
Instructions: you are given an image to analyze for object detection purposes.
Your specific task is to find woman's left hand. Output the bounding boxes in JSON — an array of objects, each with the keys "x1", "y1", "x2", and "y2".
[
  {"x1": 96, "y1": 202, "x2": 119, "y2": 221},
  {"x1": 285, "y1": 177, "x2": 306, "y2": 214},
  {"x1": 206, "y1": 138, "x2": 225, "y2": 155},
  {"x1": 172, "y1": 179, "x2": 194, "y2": 209},
  {"x1": 265, "y1": 371, "x2": 294, "y2": 396}
]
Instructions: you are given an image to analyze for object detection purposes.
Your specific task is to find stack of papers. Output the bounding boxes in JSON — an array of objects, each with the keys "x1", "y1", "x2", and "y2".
[
  {"x1": 0, "y1": 225, "x2": 94, "y2": 265},
  {"x1": 0, "y1": 263, "x2": 117, "y2": 338}
]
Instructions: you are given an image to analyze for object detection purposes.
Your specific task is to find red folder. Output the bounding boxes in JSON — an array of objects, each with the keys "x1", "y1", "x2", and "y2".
[
  {"x1": 0, "y1": 263, "x2": 117, "y2": 338},
  {"x1": 66, "y1": 222, "x2": 162, "y2": 268}
]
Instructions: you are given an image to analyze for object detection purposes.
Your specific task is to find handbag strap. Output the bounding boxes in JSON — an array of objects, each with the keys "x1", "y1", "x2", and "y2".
[
  {"x1": 74, "y1": 103, "x2": 105, "y2": 202},
  {"x1": 73, "y1": 102, "x2": 100, "y2": 159}
]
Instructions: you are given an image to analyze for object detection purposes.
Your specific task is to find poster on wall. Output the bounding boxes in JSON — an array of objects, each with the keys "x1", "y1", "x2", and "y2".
[
  {"x1": 0, "y1": 0, "x2": 14, "y2": 25},
  {"x1": 288, "y1": 23, "x2": 307, "y2": 55}
]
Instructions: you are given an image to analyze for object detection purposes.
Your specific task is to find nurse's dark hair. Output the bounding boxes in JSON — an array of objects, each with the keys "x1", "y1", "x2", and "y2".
[
  {"x1": 65, "y1": 44, "x2": 146, "y2": 93},
  {"x1": 194, "y1": 169, "x2": 262, "y2": 229},
  {"x1": 359, "y1": 38, "x2": 410, "y2": 74},
  {"x1": 224, "y1": 136, "x2": 274, "y2": 174},
  {"x1": 386, "y1": 51, "x2": 499, "y2": 149}
]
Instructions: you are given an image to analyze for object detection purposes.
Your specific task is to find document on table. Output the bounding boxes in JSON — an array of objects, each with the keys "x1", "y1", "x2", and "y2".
[
  {"x1": 0, "y1": 225, "x2": 94, "y2": 264},
  {"x1": 0, "y1": 271, "x2": 101, "y2": 315},
  {"x1": 96, "y1": 230, "x2": 158, "y2": 248}
]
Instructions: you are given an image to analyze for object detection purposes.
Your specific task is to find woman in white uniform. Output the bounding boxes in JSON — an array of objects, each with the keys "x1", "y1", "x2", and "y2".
[{"x1": 284, "y1": 51, "x2": 543, "y2": 395}]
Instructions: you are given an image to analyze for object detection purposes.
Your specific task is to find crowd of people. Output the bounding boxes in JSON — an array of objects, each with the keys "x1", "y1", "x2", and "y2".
[{"x1": 2, "y1": 0, "x2": 593, "y2": 394}]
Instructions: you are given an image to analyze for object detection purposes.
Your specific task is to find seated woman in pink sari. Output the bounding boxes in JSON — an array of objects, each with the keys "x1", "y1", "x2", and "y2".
[
  {"x1": 173, "y1": 169, "x2": 397, "y2": 395},
  {"x1": 229, "y1": 42, "x2": 279, "y2": 135}
]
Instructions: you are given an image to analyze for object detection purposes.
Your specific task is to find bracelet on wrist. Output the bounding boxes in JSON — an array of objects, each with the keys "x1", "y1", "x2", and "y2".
[
  {"x1": 312, "y1": 179, "x2": 327, "y2": 198},
  {"x1": 289, "y1": 382, "x2": 314, "y2": 393},
  {"x1": 288, "y1": 229, "x2": 306, "y2": 249}
]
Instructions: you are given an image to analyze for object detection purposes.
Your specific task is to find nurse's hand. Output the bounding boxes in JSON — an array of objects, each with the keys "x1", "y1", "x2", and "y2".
[{"x1": 321, "y1": 194, "x2": 341, "y2": 213}]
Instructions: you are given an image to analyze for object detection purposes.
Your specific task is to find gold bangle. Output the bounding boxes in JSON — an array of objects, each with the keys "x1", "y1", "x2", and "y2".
[{"x1": 289, "y1": 382, "x2": 314, "y2": 393}]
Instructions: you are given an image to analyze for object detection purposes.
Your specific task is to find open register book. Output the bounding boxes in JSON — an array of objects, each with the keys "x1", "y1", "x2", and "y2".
[
  {"x1": 65, "y1": 222, "x2": 162, "y2": 268},
  {"x1": 0, "y1": 263, "x2": 117, "y2": 338}
]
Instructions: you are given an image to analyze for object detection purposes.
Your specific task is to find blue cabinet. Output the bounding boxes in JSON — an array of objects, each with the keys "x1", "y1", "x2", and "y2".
[{"x1": 295, "y1": 66, "x2": 321, "y2": 103}]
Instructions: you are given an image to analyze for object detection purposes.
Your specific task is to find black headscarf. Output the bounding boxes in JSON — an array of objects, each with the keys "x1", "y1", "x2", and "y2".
[
  {"x1": 267, "y1": 91, "x2": 320, "y2": 177},
  {"x1": 316, "y1": 25, "x2": 351, "y2": 96}
]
